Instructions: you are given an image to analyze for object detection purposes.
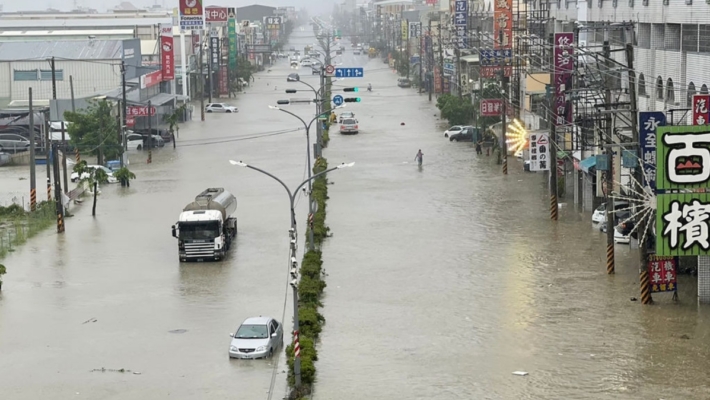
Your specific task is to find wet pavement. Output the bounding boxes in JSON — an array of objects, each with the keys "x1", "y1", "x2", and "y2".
[{"x1": 1, "y1": 29, "x2": 710, "y2": 399}]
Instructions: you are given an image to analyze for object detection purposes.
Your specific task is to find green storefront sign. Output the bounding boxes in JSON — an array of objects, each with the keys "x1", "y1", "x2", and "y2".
[
  {"x1": 656, "y1": 125, "x2": 710, "y2": 256},
  {"x1": 228, "y1": 8, "x2": 237, "y2": 71}
]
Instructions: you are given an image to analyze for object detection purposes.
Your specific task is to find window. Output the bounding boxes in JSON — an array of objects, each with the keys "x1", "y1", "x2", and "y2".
[
  {"x1": 682, "y1": 24, "x2": 699, "y2": 52},
  {"x1": 40, "y1": 69, "x2": 63, "y2": 81},
  {"x1": 687, "y1": 82, "x2": 696, "y2": 106},
  {"x1": 666, "y1": 78, "x2": 675, "y2": 103},
  {"x1": 656, "y1": 76, "x2": 664, "y2": 99},
  {"x1": 638, "y1": 74, "x2": 647, "y2": 96},
  {"x1": 700, "y1": 26, "x2": 710, "y2": 53},
  {"x1": 702, "y1": 84, "x2": 709, "y2": 94},
  {"x1": 13, "y1": 70, "x2": 38, "y2": 81}
]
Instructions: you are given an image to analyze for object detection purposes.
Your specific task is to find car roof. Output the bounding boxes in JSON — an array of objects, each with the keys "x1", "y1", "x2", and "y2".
[{"x1": 242, "y1": 316, "x2": 272, "y2": 325}]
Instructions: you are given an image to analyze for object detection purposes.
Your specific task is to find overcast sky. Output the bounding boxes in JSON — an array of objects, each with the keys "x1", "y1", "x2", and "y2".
[{"x1": 6, "y1": 0, "x2": 336, "y2": 14}]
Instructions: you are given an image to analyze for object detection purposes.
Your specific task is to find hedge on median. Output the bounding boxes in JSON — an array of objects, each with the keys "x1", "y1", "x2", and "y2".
[{"x1": 286, "y1": 157, "x2": 330, "y2": 399}]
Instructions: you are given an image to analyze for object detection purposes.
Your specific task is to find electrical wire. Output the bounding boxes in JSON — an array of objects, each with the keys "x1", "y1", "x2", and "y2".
[{"x1": 177, "y1": 128, "x2": 303, "y2": 147}]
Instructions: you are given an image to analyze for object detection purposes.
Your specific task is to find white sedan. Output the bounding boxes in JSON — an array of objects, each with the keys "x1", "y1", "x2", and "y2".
[
  {"x1": 70, "y1": 165, "x2": 118, "y2": 184},
  {"x1": 444, "y1": 126, "x2": 464, "y2": 137},
  {"x1": 205, "y1": 103, "x2": 238, "y2": 113}
]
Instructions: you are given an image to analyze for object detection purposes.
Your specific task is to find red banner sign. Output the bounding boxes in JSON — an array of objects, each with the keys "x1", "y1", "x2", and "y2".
[
  {"x1": 205, "y1": 6, "x2": 228, "y2": 23},
  {"x1": 219, "y1": 65, "x2": 228, "y2": 96},
  {"x1": 126, "y1": 117, "x2": 135, "y2": 127},
  {"x1": 480, "y1": 66, "x2": 512, "y2": 78},
  {"x1": 127, "y1": 106, "x2": 156, "y2": 117},
  {"x1": 481, "y1": 99, "x2": 503, "y2": 116},
  {"x1": 160, "y1": 24, "x2": 174, "y2": 81},
  {"x1": 553, "y1": 33, "x2": 574, "y2": 127},
  {"x1": 141, "y1": 70, "x2": 162, "y2": 89},
  {"x1": 179, "y1": 0, "x2": 203, "y2": 17},
  {"x1": 692, "y1": 94, "x2": 710, "y2": 125},
  {"x1": 494, "y1": 0, "x2": 512, "y2": 49},
  {"x1": 648, "y1": 255, "x2": 678, "y2": 293}
]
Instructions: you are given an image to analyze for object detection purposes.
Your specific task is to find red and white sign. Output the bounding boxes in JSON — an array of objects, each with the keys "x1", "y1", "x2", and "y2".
[
  {"x1": 140, "y1": 70, "x2": 163, "y2": 89},
  {"x1": 127, "y1": 106, "x2": 157, "y2": 117},
  {"x1": 205, "y1": 6, "x2": 228, "y2": 23},
  {"x1": 324, "y1": 64, "x2": 335, "y2": 76},
  {"x1": 126, "y1": 117, "x2": 136, "y2": 127},
  {"x1": 692, "y1": 94, "x2": 710, "y2": 125},
  {"x1": 480, "y1": 99, "x2": 503, "y2": 116},
  {"x1": 160, "y1": 24, "x2": 174, "y2": 81},
  {"x1": 219, "y1": 65, "x2": 229, "y2": 96},
  {"x1": 648, "y1": 256, "x2": 678, "y2": 293}
]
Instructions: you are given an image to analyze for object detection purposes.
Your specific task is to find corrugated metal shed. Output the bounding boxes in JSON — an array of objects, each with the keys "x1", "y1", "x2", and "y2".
[
  {"x1": 0, "y1": 40, "x2": 123, "y2": 61},
  {"x1": 0, "y1": 17, "x2": 170, "y2": 29},
  {"x1": 0, "y1": 29, "x2": 134, "y2": 37}
]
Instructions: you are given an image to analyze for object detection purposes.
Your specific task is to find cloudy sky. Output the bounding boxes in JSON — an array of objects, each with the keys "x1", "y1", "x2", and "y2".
[{"x1": 5, "y1": 0, "x2": 336, "y2": 13}]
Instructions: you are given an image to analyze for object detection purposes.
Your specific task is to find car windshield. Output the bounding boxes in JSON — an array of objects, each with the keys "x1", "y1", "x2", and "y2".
[
  {"x1": 235, "y1": 324, "x2": 268, "y2": 339},
  {"x1": 341, "y1": 112, "x2": 354, "y2": 117},
  {"x1": 179, "y1": 221, "x2": 219, "y2": 240}
]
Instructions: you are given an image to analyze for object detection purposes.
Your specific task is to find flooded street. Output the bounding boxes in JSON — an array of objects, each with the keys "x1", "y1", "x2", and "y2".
[{"x1": 1, "y1": 29, "x2": 710, "y2": 399}]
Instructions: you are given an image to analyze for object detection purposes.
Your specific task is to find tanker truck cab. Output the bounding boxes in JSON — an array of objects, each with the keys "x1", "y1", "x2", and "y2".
[{"x1": 172, "y1": 188, "x2": 238, "y2": 262}]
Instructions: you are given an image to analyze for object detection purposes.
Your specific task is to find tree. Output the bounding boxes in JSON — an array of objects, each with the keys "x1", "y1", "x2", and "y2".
[
  {"x1": 395, "y1": 51, "x2": 410, "y2": 77},
  {"x1": 113, "y1": 166, "x2": 136, "y2": 187},
  {"x1": 73, "y1": 161, "x2": 110, "y2": 217},
  {"x1": 0, "y1": 263, "x2": 6, "y2": 291},
  {"x1": 64, "y1": 100, "x2": 121, "y2": 165},
  {"x1": 436, "y1": 94, "x2": 475, "y2": 126},
  {"x1": 164, "y1": 104, "x2": 186, "y2": 146}
]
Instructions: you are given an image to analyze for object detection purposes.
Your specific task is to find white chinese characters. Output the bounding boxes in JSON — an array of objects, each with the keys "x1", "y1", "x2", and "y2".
[
  {"x1": 663, "y1": 199, "x2": 710, "y2": 250},
  {"x1": 663, "y1": 133, "x2": 710, "y2": 184}
]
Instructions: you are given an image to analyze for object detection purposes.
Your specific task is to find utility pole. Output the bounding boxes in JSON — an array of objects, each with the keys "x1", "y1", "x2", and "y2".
[
  {"x1": 501, "y1": 68, "x2": 508, "y2": 174},
  {"x1": 147, "y1": 100, "x2": 153, "y2": 164},
  {"x1": 625, "y1": 43, "x2": 651, "y2": 304},
  {"x1": 438, "y1": 13, "x2": 444, "y2": 95},
  {"x1": 50, "y1": 57, "x2": 68, "y2": 196},
  {"x1": 418, "y1": 22, "x2": 423, "y2": 94},
  {"x1": 428, "y1": 18, "x2": 432, "y2": 101},
  {"x1": 29, "y1": 88, "x2": 37, "y2": 212},
  {"x1": 44, "y1": 114, "x2": 51, "y2": 202},
  {"x1": 549, "y1": 104, "x2": 559, "y2": 220},
  {"x1": 120, "y1": 62, "x2": 128, "y2": 168},
  {"x1": 199, "y1": 31, "x2": 205, "y2": 122},
  {"x1": 69, "y1": 75, "x2": 76, "y2": 112},
  {"x1": 456, "y1": 47, "x2": 462, "y2": 98},
  {"x1": 52, "y1": 142, "x2": 64, "y2": 233},
  {"x1": 603, "y1": 40, "x2": 615, "y2": 275}
]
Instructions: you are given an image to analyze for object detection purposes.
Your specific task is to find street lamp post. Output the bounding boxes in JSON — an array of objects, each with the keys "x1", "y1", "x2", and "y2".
[
  {"x1": 268, "y1": 105, "x2": 345, "y2": 251},
  {"x1": 228, "y1": 160, "x2": 354, "y2": 388}
]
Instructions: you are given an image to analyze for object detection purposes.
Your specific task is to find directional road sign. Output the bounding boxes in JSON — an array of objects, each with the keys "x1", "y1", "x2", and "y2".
[
  {"x1": 332, "y1": 95, "x2": 344, "y2": 106},
  {"x1": 335, "y1": 67, "x2": 364, "y2": 78},
  {"x1": 325, "y1": 64, "x2": 335, "y2": 77}
]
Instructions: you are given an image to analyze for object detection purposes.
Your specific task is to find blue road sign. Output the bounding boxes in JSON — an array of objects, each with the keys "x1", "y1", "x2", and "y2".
[
  {"x1": 332, "y1": 95, "x2": 344, "y2": 106},
  {"x1": 335, "y1": 67, "x2": 364, "y2": 78}
]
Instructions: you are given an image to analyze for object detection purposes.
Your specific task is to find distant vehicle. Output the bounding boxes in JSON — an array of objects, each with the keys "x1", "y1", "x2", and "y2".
[
  {"x1": 312, "y1": 67, "x2": 320, "y2": 75},
  {"x1": 339, "y1": 111, "x2": 355, "y2": 123},
  {"x1": 592, "y1": 201, "x2": 630, "y2": 224},
  {"x1": 444, "y1": 125, "x2": 464, "y2": 137},
  {"x1": 398, "y1": 78, "x2": 412, "y2": 88},
  {"x1": 449, "y1": 126, "x2": 477, "y2": 142},
  {"x1": 300, "y1": 59, "x2": 313, "y2": 66},
  {"x1": 228, "y1": 316, "x2": 284, "y2": 359},
  {"x1": 287, "y1": 73, "x2": 300, "y2": 82},
  {"x1": 353, "y1": 49, "x2": 361, "y2": 55},
  {"x1": 172, "y1": 188, "x2": 238, "y2": 262},
  {"x1": 125, "y1": 132, "x2": 144, "y2": 150},
  {"x1": 289, "y1": 46, "x2": 295, "y2": 51},
  {"x1": 336, "y1": 50, "x2": 343, "y2": 55},
  {"x1": 70, "y1": 165, "x2": 118, "y2": 184},
  {"x1": 340, "y1": 118, "x2": 359, "y2": 134},
  {"x1": 278, "y1": 53, "x2": 287, "y2": 58},
  {"x1": 290, "y1": 60, "x2": 299, "y2": 68},
  {"x1": 599, "y1": 219, "x2": 632, "y2": 244},
  {"x1": 205, "y1": 103, "x2": 238, "y2": 113},
  {"x1": 0, "y1": 133, "x2": 32, "y2": 153}
]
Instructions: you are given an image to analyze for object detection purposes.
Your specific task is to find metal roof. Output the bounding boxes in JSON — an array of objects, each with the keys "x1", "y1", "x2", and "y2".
[
  {"x1": 0, "y1": 29, "x2": 134, "y2": 37},
  {"x1": 0, "y1": 40, "x2": 124, "y2": 61},
  {"x1": 0, "y1": 17, "x2": 170, "y2": 29}
]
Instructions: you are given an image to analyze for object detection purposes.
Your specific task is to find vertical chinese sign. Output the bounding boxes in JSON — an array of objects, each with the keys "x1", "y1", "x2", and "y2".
[
  {"x1": 178, "y1": 0, "x2": 204, "y2": 31},
  {"x1": 648, "y1": 256, "x2": 678, "y2": 293},
  {"x1": 553, "y1": 33, "x2": 574, "y2": 128},
  {"x1": 159, "y1": 24, "x2": 174, "y2": 81},
  {"x1": 529, "y1": 132, "x2": 551, "y2": 171},
  {"x1": 401, "y1": 20, "x2": 407, "y2": 44},
  {"x1": 210, "y1": 30, "x2": 220, "y2": 67},
  {"x1": 656, "y1": 125, "x2": 710, "y2": 256},
  {"x1": 219, "y1": 65, "x2": 228, "y2": 96},
  {"x1": 692, "y1": 94, "x2": 710, "y2": 125},
  {"x1": 228, "y1": 8, "x2": 237, "y2": 74},
  {"x1": 454, "y1": 0, "x2": 467, "y2": 49},
  {"x1": 494, "y1": 0, "x2": 512, "y2": 49},
  {"x1": 639, "y1": 112, "x2": 666, "y2": 191}
]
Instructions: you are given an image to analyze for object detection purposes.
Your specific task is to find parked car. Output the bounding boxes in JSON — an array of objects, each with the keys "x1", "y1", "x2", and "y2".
[
  {"x1": 228, "y1": 316, "x2": 284, "y2": 359},
  {"x1": 444, "y1": 125, "x2": 464, "y2": 137},
  {"x1": 311, "y1": 67, "x2": 320, "y2": 75},
  {"x1": 70, "y1": 165, "x2": 118, "y2": 184},
  {"x1": 205, "y1": 103, "x2": 238, "y2": 113},
  {"x1": 125, "y1": 133, "x2": 144, "y2": 150},
  {"x1": 398, "y1": 78, "x2": 412, "y2": 88},
  {"x1": 449, "y1": 126, "x2": 477, "y2": 142},
  {"x1": 0, "y1": 133, "x2": 32, "y2": 153},
  {"x1": 592, "y1": 201, "x2": 630, "y2": 224},
  {"x1": 287, "y1": 73, "x2": 300, "y2": 82},
  {"x1": 134, "y1": 128, "x2": 172, "y2": 142},
  {"x1": 340, "y1": 118, "x2": 359, "y2": 134},
  {"x1": 300, "y1": 59, "x2": 313, "y2": 67},
  {"x1": 339, "y1": 111, "x2": 355, "y2": 123},
  {"x1": 353, "y1": 49, "x2": 361, "y2": 55}
]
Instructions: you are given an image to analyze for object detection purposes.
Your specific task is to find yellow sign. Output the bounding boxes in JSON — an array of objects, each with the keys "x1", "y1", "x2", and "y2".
[{"x1": 401, "y1": 20, "x2": 408, "y2": 40}]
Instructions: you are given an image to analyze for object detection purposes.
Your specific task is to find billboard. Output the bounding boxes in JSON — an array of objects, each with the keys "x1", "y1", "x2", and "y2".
[
  {"x1": 228, "y1": 8, "x2": 237, "y2": 71},
  {"x1": 159, "y1": 24, "x2": 174, "y2": 81},
  {"x1": 639, "y1": 111, "x2": 666, "y2": 191},
  {"x1": 205, "y1": 6, "x2": 228, "y2": 23},
  {"x1": 179, "y1": 0, "x2": 204, "y2": 30},
  {"x1": 692, "y1": 94, "x2": 710, "y2": 125},
  {"x1": 494, "y1": 0, "x2": 512, "y2": 49},
  {"x1": 453, "y1": 0, "x2": 468, "y2": 49},
  {"x1": 553, "y1": 33, "x2": 574, "y2": 128},
  {"x1": 121, "y1": 39, "x2": 142, "y2": 80}
]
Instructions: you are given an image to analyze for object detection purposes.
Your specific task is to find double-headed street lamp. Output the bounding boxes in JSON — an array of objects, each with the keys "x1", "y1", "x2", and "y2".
[
  {"x1": 227, "y1": 159, "x2": 354, "y2": 388},
  {"x1": 268, "y1": 105, "x2": 346, "y2": 251}
]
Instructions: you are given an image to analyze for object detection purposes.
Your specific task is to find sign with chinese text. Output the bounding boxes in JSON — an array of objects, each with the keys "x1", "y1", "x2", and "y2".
[
  {"x1": 219, "y1": 65, "x2": 228, "y2": 96},
  {"x1": 692, "y1": 94, "x2": 710, "y2": 126},
  {"x1": 408, "y1": 22, "x2": 421, "y2": 39},
  {"x1": 127, "y1": 105, "x2": 157, "y2": 117},
  {"x1": 210, "y1": 31, "x2": 220, "y2": 66},
  {"x1": 205, "y1": 6, "x2": 227, "y2": 23},
  {"x1": 479, "y1": 49, "x2": 512, "y2": 77},
  {"x1": 178, "y1": 0, "x2": 204, "y2": 30},
  {"x1": 140, "y1": 70, "x2": 162, "y2": 89},
  {"x1": 639, "y1": 111, "x2": 666, "y2": 191},
  {"x1": 454, "y1": 0, "x2": 468, "y2": 49},
  {"x1": 553, "y1": 33, "x2": 574, "y2": 128},
  {"x1": 265, "y1": 16, "x2": 282, "y2": 30},
  {"x1": 481, "y1": 99, "x2": 503, "y2": 116},
  {"x1": 529, "y1": 132, "x2": 551, "y2": 171},
  {"x1": 401, "y1": 20, "x2": 408, "y2": 41},
  {"x1": 228, "y1": 8, "x2": 237, "y2": 71},
  {"x1": 159, "y1": 24, "x2": 174, "y2": 81},
  {"x1": 657, "y1": 193, "x2": 710, "y2": 255},
  {"x1": 480, "y1": 66, "x2": 512, "y2": 78},
  {"x1": 494, "y1": 0, "x2": 512, "y2": 49},
  {"x1": 648, "y1": 255, "x2": 678, "y2": 293}
]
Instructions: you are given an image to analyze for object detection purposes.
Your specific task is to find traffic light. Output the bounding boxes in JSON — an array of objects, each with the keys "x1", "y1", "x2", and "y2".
[
  {"x1": 343, "y1": 98, "x2": 361, "y2": 103},
  {"x1": 276, "y1": 100, "x2": 290, "y2": 105},
  {"x1": 343, "y1": 87, "x2": 359, "y2": 92},
  {"x1": 285, "y1": 89, "x2": 297, "y2": 93}
]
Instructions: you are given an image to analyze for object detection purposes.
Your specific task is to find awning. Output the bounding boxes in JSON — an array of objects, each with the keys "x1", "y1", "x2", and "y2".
[
  {"x1": 461, "y1": 54, "x2": 479, "y2": 64},
  {"x1": 579, "y1": 156, "x2": 597, "y2": 173},
  {"x1": 145, "y1": 93, "x2": 176, "y2": 106}
]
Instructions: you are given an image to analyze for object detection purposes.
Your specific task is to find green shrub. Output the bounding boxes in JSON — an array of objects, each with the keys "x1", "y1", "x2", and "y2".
[
  {"x1": 298, "y1": 276, "x2": 326, "y2": 307},
  {"x1": 298, "y1": 305, "x2": 325, "y2": 338},
  {"x1": 286, "y1": 335, "x2": 318, "y2": 386},
  {"x1": 322, "y1": 129, "x2": 330, "y2": 147},
  {"x1": 300, "y1": 251, "x2": 323, "y2": 279}
]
